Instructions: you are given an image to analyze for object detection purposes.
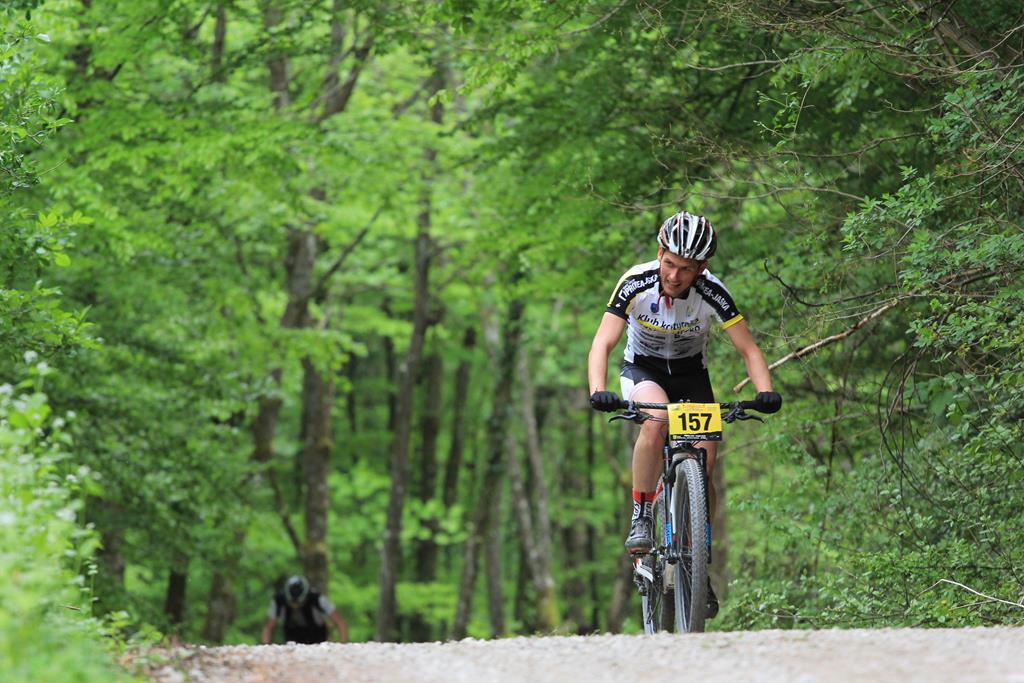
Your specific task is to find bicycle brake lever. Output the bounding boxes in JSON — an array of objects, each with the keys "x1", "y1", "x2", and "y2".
[
  {"x1": 609, "y1": 410, "x2": 651, "y2": 425},
  {"x1": 723, "y1": 407, "x2": 765, "y2": 424}
]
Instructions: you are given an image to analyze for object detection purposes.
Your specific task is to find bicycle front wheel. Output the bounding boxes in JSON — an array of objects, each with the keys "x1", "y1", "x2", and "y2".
[{"x1": 672, "y1": 457, "x2": 708, "y2": 633}]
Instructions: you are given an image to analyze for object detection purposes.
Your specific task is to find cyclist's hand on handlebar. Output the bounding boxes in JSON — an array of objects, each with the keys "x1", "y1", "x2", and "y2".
[
  {"x1": 590, "y1": 390, "x2": 621, "y2": 412},
  {"x1": 753, "y1": 391, "x2": 783, "y2": 414}
]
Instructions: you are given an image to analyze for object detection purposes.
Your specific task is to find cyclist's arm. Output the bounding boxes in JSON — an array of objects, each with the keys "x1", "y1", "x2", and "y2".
[
  {"x1": 724, "y1": 319, "x2": 773, "y2": 393},
  {"x1": 588, "y1": 312, "x2": 626, "y2": 393},
  {"x1": 260, "y1": 616, "x2": 276, "y2": 644},
  {"x1": 329, "y1": 609, "x2": 349, "y2": 643}
]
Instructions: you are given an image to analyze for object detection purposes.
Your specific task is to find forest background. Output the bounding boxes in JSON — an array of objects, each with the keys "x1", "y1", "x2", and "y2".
[{"x1": 2, "y1": 0, "x2": 1022, "y2": 679}]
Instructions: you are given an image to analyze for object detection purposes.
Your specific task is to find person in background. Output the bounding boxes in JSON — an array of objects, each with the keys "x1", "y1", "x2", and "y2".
[{"x1": 261, "y1": 575, "x2": 349, "y2": 644}]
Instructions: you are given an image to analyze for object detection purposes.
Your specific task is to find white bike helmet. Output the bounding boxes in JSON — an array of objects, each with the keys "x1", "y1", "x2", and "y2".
[
  {"x1": 285, "y1": 575, "x2": 310, "y2": 605},
  {"x1": 658, "y1": 211, "x2": 717, "y2": 260}
]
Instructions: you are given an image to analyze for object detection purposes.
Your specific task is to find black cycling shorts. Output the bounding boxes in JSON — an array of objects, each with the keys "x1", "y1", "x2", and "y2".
[{"x1": 619, "y1": 359, "x2": 716, "y2": 403}]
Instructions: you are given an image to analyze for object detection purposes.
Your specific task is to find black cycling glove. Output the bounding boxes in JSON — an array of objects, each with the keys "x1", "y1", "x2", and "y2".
[
  {"x1": 753, "y1": 391, "x2": 783, "y2": 414},
  {"x1": 590, "y1": 390, "x2": 621, "y2": 412}
]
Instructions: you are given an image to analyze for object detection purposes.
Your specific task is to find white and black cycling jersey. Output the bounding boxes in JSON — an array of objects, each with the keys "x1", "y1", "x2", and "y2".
[
  {"x1": 268, "y1": 592, "x2": 335, "y2": 625},
  {"x1": 606, "y1": 260, "x2": 744, "y2": 374}
]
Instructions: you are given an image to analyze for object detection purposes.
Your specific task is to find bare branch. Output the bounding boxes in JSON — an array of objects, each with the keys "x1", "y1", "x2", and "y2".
[
  {"x1": 182, "y1": 4, "x2": 213, "y2": 41},
  {"x1": 267, "y1": 468, "x2": 303, "y2": 560},
  {"x1": 316, "y1": 6, "x2": 374, "y2": 126},
  {"x1": 559, "y1": 0, "x2": 631, "y2": 37},
  {"x1": 735, "y1": 266, "x2": 1010, "y2": 392},
  {"x1": 733, "y1": 297, "x2": 903, "y2": 393},
  {"x1": 310, "y1": 206, "x2": 383, "y2": 300},
  {"x1": 931, "y1": 579, "x2": 1024, "y2": 610}
]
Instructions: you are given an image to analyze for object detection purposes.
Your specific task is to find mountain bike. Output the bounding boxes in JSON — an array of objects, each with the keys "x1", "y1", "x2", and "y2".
[{"x1": 610, "y1": 398, "x2": 767, "y2": 634}]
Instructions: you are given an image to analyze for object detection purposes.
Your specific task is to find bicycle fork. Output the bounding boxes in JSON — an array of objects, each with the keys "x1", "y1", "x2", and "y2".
[{"x1": 663, "y1": 440, "x2": 712, "y2": 562}]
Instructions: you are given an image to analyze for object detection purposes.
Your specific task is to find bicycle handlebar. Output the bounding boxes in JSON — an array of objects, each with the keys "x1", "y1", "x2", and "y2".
[
  {"x1": 606, "y1": 399, "x2": 769, "y2": 425},
  {"x1": 617, "y1": 399, "x2": 762, "y2": 412}
]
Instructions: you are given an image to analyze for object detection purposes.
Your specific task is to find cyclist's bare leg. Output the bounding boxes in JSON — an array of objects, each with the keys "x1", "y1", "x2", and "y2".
[
  {"x1": 628, "y1": 381, "x2": 669, "y2": 491},
  {"x1": 621, "y1": 380, "x2": 668, "y2": 553}
]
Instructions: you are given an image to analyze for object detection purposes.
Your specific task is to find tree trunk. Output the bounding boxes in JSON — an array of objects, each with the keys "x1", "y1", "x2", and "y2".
[
  {"x1": 201, "y1": 568, "x2": 236, "y2": 643},
  {"x1": 346, "y1": 354, "x2": 358, "y2": 437},
  {"x1": 560, "y1": 390, "x2": 589, "y2": 633},
  {"x1": 484, "y1": 487, "x2": 506, "y2": 637},
  {"x1": 94, "y1": 504, "x2": 125, "y2": 615},
  {"x1": 605, "y1": 425, "x2": 636, "y2": 633},
  {"x1": 441, "y1": 327, "x2": 476, "y2": 510},
  {"x1": 376, "y1": 54, "x2": 447, "y2": 640},
  {"x1": 585, "y1": 396, "x2": 600, "y2": 631},
  {"x1": 415, "y1": 352, "x2": 444, "y2": 582},
  {"x1": 515, "y1": 353, "x2": 559, "y2": 631},
  {"x1": 163, "y1": 554, "x2": 188, "y2": 630},
  {"x1": 450, "y1": 297, "x2": 525, "y2": 639},
  {"x1": 408, "y1": 352, "x2": 444, "y2": 642},
  {"x1": 512, "y1": 538, "x2": 532, "y2": 632},
  {"x1": 211, "y1": 3, "x2": 227, "y2": 80},
  {"x1": 383, "y1": 317, "x2": 397, "y2": 433},
  {"x1": 451, "y1": 504, "x2": 482, "y2": 639},
  {"x1": 376, "y1": 156, "x2": 436, "y2": 643},
  {"x1": 302, "y1": 356, "x2": 333, "y2": 591},
  {"x1": 605, "y1": 553, "x2": 634, "y2": 633},
  {"x1": 507, "y1": 435, "x2": 555, "y2": 632},
  {"x1": 263, "y1": 4, "x2": 290, "y2": 110}
]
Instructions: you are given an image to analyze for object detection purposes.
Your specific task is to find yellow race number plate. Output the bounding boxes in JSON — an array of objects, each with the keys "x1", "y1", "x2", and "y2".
[{"x1": 667, "y1": 402, "x2": 723, "y2": 441}]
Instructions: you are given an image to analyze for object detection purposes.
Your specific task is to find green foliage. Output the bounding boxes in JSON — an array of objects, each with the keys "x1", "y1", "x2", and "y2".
[
  {"x1": 0, "y1": 20, "x2": 89, "y2": 364},
  {"x1": 3, "y1": 0, "x2": 1021, "y2": 650},
  {"x1": 0, "y1": 377, "x2": 133, "y2": 682},
  {"x1": 1, "y1": 10, "x2": 132, "y2": 680}
]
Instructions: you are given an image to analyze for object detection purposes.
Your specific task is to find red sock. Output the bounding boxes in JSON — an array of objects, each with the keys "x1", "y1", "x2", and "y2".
[{"x1": 631, "y1": 489, "x2": 656, "y2": 520}]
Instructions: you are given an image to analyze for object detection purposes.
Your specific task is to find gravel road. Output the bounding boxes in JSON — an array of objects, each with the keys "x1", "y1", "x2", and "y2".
[{"x1": 146, "y1": 627, "x2": 1024, "y2": 683}]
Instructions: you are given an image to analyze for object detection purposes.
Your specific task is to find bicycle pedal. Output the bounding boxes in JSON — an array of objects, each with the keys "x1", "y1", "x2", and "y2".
[{"x1": 634, "y1": 560, "x2": 655, "y2": 583}]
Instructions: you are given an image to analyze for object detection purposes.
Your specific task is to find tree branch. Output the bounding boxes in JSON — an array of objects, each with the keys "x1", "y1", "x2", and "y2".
[
  {"x1": 733, "y1": 297, "x2": 903, "y2": 392},
  {"x1": 267, "y1": 468, "x2": 303, "y2": 560},
  {"x1": 231, "y1": 233, "x2": 266, "y2": 326},
  {"x1": 931, "y1": 578, "x2": 1024, "y2": 610},
  {"x1": 558, "y1": 0, "x2": 630, "y2": 37},
  {"x1": 316, "y1": 11, "x2": 374, "y2": 125},
  {"x1": 310, "y1": 206, "x2": 382, "y2": 300},
  {"x1": 734, "y1": 265, "x2": 1010, "y2": 392}
]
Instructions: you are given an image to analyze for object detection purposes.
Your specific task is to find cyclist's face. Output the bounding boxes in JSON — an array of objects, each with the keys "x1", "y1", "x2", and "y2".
[{"x1": 658, "y1": 248, "x2": 706, "y2": 296}]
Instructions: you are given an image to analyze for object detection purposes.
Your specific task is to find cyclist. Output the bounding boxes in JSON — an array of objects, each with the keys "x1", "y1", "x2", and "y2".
[
  {"x1": 587, "y1": 210, "x2": 782, "y2": 618},
  {"x1": 261, "y1": 575, "x2": 350, "y2": 644}
]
